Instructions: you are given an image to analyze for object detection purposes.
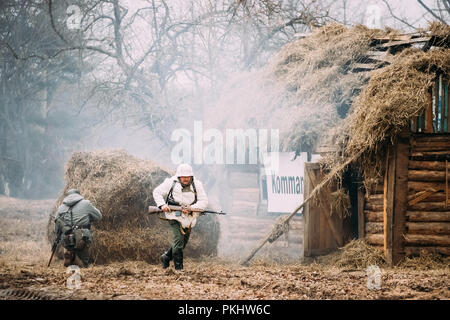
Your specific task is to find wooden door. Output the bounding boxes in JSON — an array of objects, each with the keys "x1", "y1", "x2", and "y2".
[{"x1": 303, "y1": 163, "x2": 349, "y2": 256}]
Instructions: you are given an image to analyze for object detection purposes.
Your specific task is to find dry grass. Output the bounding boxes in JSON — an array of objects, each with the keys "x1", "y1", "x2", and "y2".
[
  {"x1": 329, "y1": 188, "x2": 351, "y2": 219},
  {"x1": 398, "y1": 249, "x2": 450, "y2": 271},
  {"x1": 318, "y1": 239, "x2": 387, "y2": 270}
]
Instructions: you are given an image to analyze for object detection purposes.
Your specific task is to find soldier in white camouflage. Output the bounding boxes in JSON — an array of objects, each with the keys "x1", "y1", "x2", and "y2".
[{"x1": 153, "y1": 164, "x2": 208, "y2": 270}]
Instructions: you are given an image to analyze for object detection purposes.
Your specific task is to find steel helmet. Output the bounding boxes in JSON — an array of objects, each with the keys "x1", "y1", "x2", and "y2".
[
  {"x1": 176, "y1": 163, "x2": 194, "y2": 177},
  {"x1": 66, "y1": 188, "x2": 80, "y2": 195}
]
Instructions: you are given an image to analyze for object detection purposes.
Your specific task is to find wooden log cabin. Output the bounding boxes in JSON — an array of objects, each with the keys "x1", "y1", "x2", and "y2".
[{"x1": 303, "y1": 37, "x2": 450, "y2": 265}]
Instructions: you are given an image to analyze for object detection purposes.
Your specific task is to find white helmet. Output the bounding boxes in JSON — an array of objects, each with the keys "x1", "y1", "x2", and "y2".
[{"x1": 176, "y1": 163, "x2": 194, "y2": 177}]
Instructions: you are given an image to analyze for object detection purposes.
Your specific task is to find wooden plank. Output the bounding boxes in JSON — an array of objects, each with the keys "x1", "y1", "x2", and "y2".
[
  {"x1": 366, "y1": 234, "x2": 384, "y2": 246},
  {"x1": 408, "y1": 160, "x2": 446, "y2": 170},
  {"x1": 383, "y1": 144, "x2": 396, "y2": 264},
  {"x1": 447, "y1": 160, "x2": 449, "y2": 209},
  {"x1": 373, "y1": 34, "x2": 414, "y2": 41},
  {"x1": 404, "y1": 234, "x2": 450, "y2": 246},
  {"x1": 406, "y1": 211, "x2": 450, "y2": 222},
  {"x1": 365, "y1": 193, "x2": 383, "y2": 201},
  {"x1": 408, "y1": 191, "x2": 448, "y2": 203},
  {"x1": 392, "y1": 134, "x2": 409, "y2": 264},
  {"x1": 408, "y1": 181, "x2": 444, "y2": 192},
  {"x1": 440, "y1": 75, "x2": 445, "y2": 133},
  {"x1": 411, "y1": 150, "x2": 450, "y2": 157},
  {"x1": 415, "y1": 192, "x2": 450, "y2": 203},
  {"x1": 411, "y1": 140, "x2": 450, "y2": 148},
  {"x1": 412, "y1": 135, "x2": 450, "y2": 142},
  {"x1": 404, "y1": 246, "x2": 450, "y2": 256},
  {"x1": 407, "y1": 189, "x2": 437, "y2": 205},
  {"x1": 365, "y1": 210, "x2": 383, "y2": 222},
  {"x1": 364, "y1": 202, "x2": 384, "y2": 211},
  {"x1": 353, "y1": 63, "x2": 379, "y2": 70},
  {"x1": 303, "y1": 164, "x2": 311, "y2": 256},
  {"x1": 434, "y1": 76, "x2": 439, "y2": 132},
  {"x1": 365, "y1": 222, "x2": 384, "y2": 234},
  {"x1": 358, "y1": 188, "x2": 365, "y2": 239},
  {"x1": 406, "y1": 222, "x2": 450, "y2": 235},
  {"x1": 408, "y1": 170, "x2": 449, "y2": 181},
  {"x1": 377, "y1": 37, "x2": 430, "y2": 48},
  {"x1": 426, "y1": 90, "x2": 433, "y2": 133},
  {"x1": 411, "y1": 145, "x2": 450, "y2": 152},
  {"x1": 444, "y1": 79, "x2": 450, "y2": 132},
  {"x1": 408, "y1": 202, "x2": 450, "y2": 212}
]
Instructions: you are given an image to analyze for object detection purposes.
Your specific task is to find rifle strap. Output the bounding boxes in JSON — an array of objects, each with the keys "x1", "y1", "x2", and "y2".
[
  {"x1": 69, "y1": 207, "x2": 74, "y2": 228},
  {"x1": 166, "y1": 179, "x2": 197, "y2": 205}
]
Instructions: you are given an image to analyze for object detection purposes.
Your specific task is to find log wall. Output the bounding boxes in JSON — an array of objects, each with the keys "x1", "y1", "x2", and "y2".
[
  {"x1": 362, "y1": 134, "x2": 450, "y2": 260},
  {"x1": 405, "y1": 134, "x2": 450, "y2": 255}
]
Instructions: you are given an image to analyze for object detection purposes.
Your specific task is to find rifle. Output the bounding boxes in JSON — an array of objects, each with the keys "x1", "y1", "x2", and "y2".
[
  {"x1": 148, "y1": 204, "x2": 227, "y2": 215},
  {"x1": 47, "y1": 230, "x2": 62, "y2": 267}
]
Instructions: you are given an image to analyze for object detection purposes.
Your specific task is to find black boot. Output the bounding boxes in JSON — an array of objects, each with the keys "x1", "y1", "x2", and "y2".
[
  {"x1": 173, "y1": 251, "x2": 183, "y2": 270},
  {"x1": 161, "y1": 247, "x2": 172, "y2": 269}
]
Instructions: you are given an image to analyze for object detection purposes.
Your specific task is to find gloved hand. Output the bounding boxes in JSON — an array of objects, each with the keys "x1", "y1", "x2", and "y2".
[
  {"x1": 181, "y1": 205, "x2": 191, "y2": 215},
  {"x1": 161, "y1": 204, "x2": 171, "y2": 212}
]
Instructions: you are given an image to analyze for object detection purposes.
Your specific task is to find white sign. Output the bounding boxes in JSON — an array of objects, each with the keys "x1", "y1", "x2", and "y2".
[{"x1": 263, "y1": 152, "x2": 307, "y2": 213}]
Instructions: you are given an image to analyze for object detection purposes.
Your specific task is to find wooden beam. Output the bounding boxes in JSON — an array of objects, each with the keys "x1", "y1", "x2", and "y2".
[
  {"x1": 366, "y1": 222, "x2": 384, "y2": 234},
  {"x1": 408, "y1": 170, "x2": 450, "y2": 181},
  {"x1": 406, "y1": 222, "x2": 450, "y2": 235},
  {"x1": 303, "y1": 163, "x2": 311, "y2": 257},
  {"x1": 377, "y1": 37, "x2": 430, "y2": 48},
  {"x1": 392, "y1": 133, "x2": 409, "y2": 265},
  {"x1": 404, "y1": 234, "x2": 450, "y2": 246},
  {"x1": 365, "y1": 210, "x2": 383, "y2": 222},
  {"x1": 408, "y1": 160, "x2": 447, "y2": 170},
  {"x1": 405, "y1": 246, "x2": 450, "y2": 256},
  {"x1": 406, "y1": 211, "x2": 450, "y2": 222},
  {"x1": 353, "y1": 63, "x2": 379, "y2": 70},
  {"x1": 446, "y1": 160, "x2": 449, "y2": 209},
  {"x1": 383, "y1": 144, "x2": 396, "y2": 264},
  {"x1": 426, "y1": 89, "x2": 433, "y2": 133},
  {"x1": 409, "y1": 201, "x2": 450, "y2": 212},
  {"x1": 407, "y1": 188, "x2": 438, "y2": 206},
  {"x1": 358, "y1": 187, "x2": 365, "y2": 239},
  {"x1": 366, "y1": 234, "x2": 384, "y2": 246}
]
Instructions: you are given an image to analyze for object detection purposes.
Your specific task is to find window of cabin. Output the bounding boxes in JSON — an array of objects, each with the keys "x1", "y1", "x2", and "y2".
[{"x1": 411, "y1": 73, "x2": 449, "y2": 133}]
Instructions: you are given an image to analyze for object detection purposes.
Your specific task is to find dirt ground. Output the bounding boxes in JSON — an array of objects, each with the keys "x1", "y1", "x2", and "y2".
[{"x1": 0, "y1": 196, "x2": 448, "y2": 300}]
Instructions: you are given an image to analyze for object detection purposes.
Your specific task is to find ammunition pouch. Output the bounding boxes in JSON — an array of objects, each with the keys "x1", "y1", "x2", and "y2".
[{"x1": 62, "y1": 228, "x2": 91, "y2": 250}]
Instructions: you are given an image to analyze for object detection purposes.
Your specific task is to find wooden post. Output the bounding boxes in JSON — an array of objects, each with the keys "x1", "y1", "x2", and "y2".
[
  {"x1": 426, "y1": 89, "x2": 433, "y2": 133},
  {"x1": 358, "y1": 187, "x2": 365, "y2": 239},
  {"x1": 392, "y1": 132, "x2": 409, "y2": 265},
  {"x1": 446, "y1": 160, "x2": 448, "y2": 209},
  {"x1": 383, "y1": 131, "x2": 409, "y2": 266},
  {"x1": 383, "y1": 144, "x2": 395, "y2": 265},
  {"x1": 303, "y1": 163, "x2": 311, "y2": 257}
]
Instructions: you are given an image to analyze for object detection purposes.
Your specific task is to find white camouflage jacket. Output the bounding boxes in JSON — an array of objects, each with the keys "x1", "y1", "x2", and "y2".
[{"x1": 152, "y1": 176, "x2": 208, "y2": 228}]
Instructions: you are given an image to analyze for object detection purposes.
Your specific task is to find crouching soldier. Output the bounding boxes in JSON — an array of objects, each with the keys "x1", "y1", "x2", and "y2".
[
  {"x1": 54, "y1": 189, "x2": 102, "y2": 268},
  {"x1": 153, "y1": 163, "x2": 208, "y2": 270}
]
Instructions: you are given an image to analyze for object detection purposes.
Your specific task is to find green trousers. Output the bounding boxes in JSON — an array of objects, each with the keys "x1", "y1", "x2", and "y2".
[{"x1": 169, "y1": 220, "x2": 191, "y2": 255}]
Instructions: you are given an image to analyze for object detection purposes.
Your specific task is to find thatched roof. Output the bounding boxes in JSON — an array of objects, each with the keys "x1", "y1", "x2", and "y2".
[{"x1": 208, "y1": 22, "x2": 449, "y2": 188}]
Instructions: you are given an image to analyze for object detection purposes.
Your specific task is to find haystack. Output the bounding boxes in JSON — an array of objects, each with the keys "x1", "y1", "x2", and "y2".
[{"x1": 47, "y1": 150, "x2": 220, "y2": 264}]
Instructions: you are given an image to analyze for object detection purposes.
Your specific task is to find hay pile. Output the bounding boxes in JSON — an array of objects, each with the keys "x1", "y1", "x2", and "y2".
[
  {"x1": 47, "y1": 150, "x2": 220, "y2": 264},
  {"x1": 327, "y1": 239, "x2": 386, "y2": 270}
]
